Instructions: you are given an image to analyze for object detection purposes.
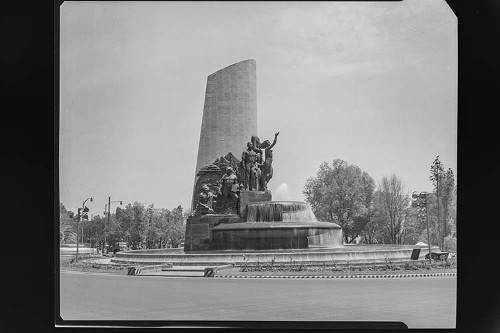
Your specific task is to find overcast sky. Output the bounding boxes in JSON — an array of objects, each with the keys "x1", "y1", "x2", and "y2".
[{"x1": 59, "y1": 0, "x2": 457, "y2": 216}]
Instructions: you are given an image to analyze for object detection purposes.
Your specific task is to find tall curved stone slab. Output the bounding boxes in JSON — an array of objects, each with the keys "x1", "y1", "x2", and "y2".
[
  {"x1": 192, "y1": 59, "x2": 257, "y2": 209},
  {"x1": 195, "y1": 59, "x2": 257, "y2": 176}
]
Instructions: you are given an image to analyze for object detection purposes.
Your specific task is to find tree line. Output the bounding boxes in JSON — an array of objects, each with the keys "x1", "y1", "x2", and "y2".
[
  {"x1": 303, "y1": 156, "x2": 456, "y2": 250},
  {"x1": 59, "y1": 202, "x2": 189, "y2": 251}
]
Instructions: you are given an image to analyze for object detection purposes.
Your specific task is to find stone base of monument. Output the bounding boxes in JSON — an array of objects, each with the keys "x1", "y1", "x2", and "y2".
[
  {"x1": 238, "y1": 190, "x2": 272, "y2": 218},
  {"x1": 184, "y1": 214, "x2": 241, "y2": 251}
]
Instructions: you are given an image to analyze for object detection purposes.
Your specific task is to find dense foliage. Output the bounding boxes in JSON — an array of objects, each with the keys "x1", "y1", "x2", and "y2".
[
  {"x1": 303, "y1": 159, "x2": 375, "y2": 243},
  {"x1": 59, "y1": 201, "x2": 188, "y2": 251},
  {"x1": 303, "y1": 158, "x2": 457, "y2": 248},
  {"x1": 429, "y1": 156, "x2": 456, "y2": 249},
  {"x1": 60, "y1": 203, "x2": 77, "y2": 244}
]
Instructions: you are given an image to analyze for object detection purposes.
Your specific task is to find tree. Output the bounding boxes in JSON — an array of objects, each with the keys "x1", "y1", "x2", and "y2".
[
  {"x1": 116, "y1": 204, "x2": 135, "y2": 248},
  {"x1": 130, "y1": 202, "x2": 146, "y2": 249},
  {"x1": 448, "y1": 185, "x2": 457, "y2": 237},
  {"x1": 87, "y1": 215, "x2": 104, "y2": 249},
  {"x1": 59, "y1": 203, "x2": 77, "y2": 244},
  {"x1": 441, "y1": 168, "x2": 456, "y2": 242},
  {"x1": 400, "y1": 206, "x2": 426, "y2": 245},
  {"x1": 374, "y1": 175, "x2": 410, "y2": 244},
  {"x1": 167, "y1": 205, "x2": 186, "y2": 248},
  {"x1": 361, "y1": 205, "x2": 384, "y2": 244},
  {"x1": 112, "y1": 202, "x2": 187, "y2": 250},
  {"x1": 105, "y1": 213, "x2": 122, "y2": 250},
  {"x1": 143, "y1": 204, "x2": 166, "y2": 249},
  {"x1": 303, "y1": 159, "x2": 375, "y2": 243},
  {"x1": 429, "y1": 156, "x2": 456, "y2": 249}
]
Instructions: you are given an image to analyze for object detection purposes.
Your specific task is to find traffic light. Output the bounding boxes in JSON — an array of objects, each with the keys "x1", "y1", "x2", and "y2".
[
  {"x1": 77, "y1": 208, "x2": 82, "y2": 220},
  {"x1": 82, "y1": 206, "x2": 89, "y2": 220}
]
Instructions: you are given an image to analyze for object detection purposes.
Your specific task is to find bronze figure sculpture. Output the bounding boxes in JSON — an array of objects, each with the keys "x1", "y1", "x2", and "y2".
[
  {"x1": 219, "y1": 167, "x2": 239, "y2": 213},
  {"x1": 196, "y1": 185, "x2": 216, "y2": 215},
  {"x1": 241, "y1": 142, "x2": 259, "y2": 191},
  {"x1": 260, "y1": 131, "x2": 279, "y2": 191},
  {"x1": 250, "y1": 162, "x2": 262, "y2": 191}
]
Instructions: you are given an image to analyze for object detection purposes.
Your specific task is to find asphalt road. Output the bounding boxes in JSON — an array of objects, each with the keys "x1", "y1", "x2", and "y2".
[{"x1": 59, "y1": 272, "x2": 456, "y2": 328}]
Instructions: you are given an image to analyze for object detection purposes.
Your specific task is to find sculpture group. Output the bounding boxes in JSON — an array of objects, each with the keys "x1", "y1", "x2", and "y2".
[{"x1": 194, "y1": 132, "x2": 279, "y2": 216}]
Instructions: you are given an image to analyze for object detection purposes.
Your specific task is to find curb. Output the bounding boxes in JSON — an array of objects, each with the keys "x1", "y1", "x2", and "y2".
[
  {"x1": 60, "y1": 270, "x2": 124, "y2": 277},
  {"x1": 214, "y1": 272, "x2": 456, "y2": 279}
]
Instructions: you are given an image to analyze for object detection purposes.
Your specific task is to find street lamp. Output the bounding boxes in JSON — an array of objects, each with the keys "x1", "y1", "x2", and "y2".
[
  {"x1": 103, "y1": 197, "x2": 122, "y2": 255},
  {"x1": 80, "y1": 209, "x2": 92, "y2": 247},
  {"x1": 76, "y1": 197, "x2": 93, "y2": 261}
]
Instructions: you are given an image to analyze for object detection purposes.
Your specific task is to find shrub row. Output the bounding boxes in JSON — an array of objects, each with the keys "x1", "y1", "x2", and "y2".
[{"x1": 240, "y1": 258, "x2": 457, "y2": 273}]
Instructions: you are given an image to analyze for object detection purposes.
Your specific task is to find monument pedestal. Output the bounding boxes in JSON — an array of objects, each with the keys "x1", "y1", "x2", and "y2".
[
  {"x1": 238, "y1": 190, "x2": 272, "y2": 218},
  {"x1": 184, "y1": 214, "x2": 241, "y2": 252}
]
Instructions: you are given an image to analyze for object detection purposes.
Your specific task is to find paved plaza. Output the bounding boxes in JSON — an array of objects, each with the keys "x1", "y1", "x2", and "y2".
[{"x1": 60, "y1": 272, "x2": 456, "y2": 328}]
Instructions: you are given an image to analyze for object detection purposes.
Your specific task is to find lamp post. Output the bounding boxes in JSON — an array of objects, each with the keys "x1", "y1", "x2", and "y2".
[
  {"x1": 103, "y1": 204, "x2": 107, "y2": 254},
  {"x1": 103, "y1": 197, "x2": 122, "y2": 255},
  {"x1": 76, "y1": 197, "x2": 93, "y2": 261}
]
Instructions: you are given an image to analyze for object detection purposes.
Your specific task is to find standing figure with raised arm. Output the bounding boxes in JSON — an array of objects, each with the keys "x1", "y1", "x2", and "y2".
[
  {"x1": 251, "y1": 136, "x2": 264, "y2": 190},
  {"x1": 260, "y1": 131, "x2": 279, "y2": 191}
]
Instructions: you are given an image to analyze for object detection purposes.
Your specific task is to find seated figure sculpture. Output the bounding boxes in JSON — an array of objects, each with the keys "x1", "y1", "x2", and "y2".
[{"x1": 196, "y1": 185, "x2": 216, "y2": 215}]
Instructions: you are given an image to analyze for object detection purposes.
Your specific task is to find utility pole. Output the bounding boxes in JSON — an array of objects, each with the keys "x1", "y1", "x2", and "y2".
[
  {"x1": 106, "y1": 196, "x2": 110, "y2": 254},
  {"x1": 76, "y1": 208, "x2": 80, "y2": 261},
  {"x1": 80, "y1": 206, "x2": 89, "y2": 246},
  {"x1": 103, "y1": 197, "x2": 122, "y2": 255},
  {"x1": 103, "y1": 204, "x2": 107, "y2": 255},
  {"x1": 424, "y1": 193, "x2": 432, "y2": 264},
  {"x1": 436, "y1": 171, "x2": 441, "y2": 249},
  {"x1": 77, "y1": 197, "x2": 93, "y2": 261}
]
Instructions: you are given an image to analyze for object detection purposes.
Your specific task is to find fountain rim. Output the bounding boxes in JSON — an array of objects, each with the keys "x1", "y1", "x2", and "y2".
[
  {"x1": 115, "y1": 244, "x2": 437, "y2": 256},
  {"x1": 212, "y1": 221, "x2": 341, "y2": 231}
]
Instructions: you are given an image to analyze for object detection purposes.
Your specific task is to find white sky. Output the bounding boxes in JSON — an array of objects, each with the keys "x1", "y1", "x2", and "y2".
[{"x1": 59, "y1": 0, "x2": 457, "y2": 216}]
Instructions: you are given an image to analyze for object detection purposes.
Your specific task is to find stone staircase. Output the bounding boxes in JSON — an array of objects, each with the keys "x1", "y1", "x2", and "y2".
[{"x1": 128, "y1": 264, "x2": 233, "y2": 277}]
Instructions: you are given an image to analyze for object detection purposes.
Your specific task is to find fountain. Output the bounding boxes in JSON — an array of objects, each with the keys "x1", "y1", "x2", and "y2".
[
  {"x1": 211, "y1": 201, "x2": 342, "y2": 250},
  {"x1": 182, "y1": 131, "x2": 343, "y2": 252}
]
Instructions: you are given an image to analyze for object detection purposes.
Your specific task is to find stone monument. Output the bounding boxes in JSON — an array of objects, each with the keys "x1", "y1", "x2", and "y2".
[{"x1": 184, "y1": 60, "x2": 341, "y2": 252}]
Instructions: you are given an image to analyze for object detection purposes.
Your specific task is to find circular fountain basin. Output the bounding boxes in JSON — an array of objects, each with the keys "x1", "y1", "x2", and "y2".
[
  {"x1": 212, "y1": 221, "x2": 342, "y2": 250},
  {"x1": 111, "y1": 244, "x2": 439, "y2": 266}
]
